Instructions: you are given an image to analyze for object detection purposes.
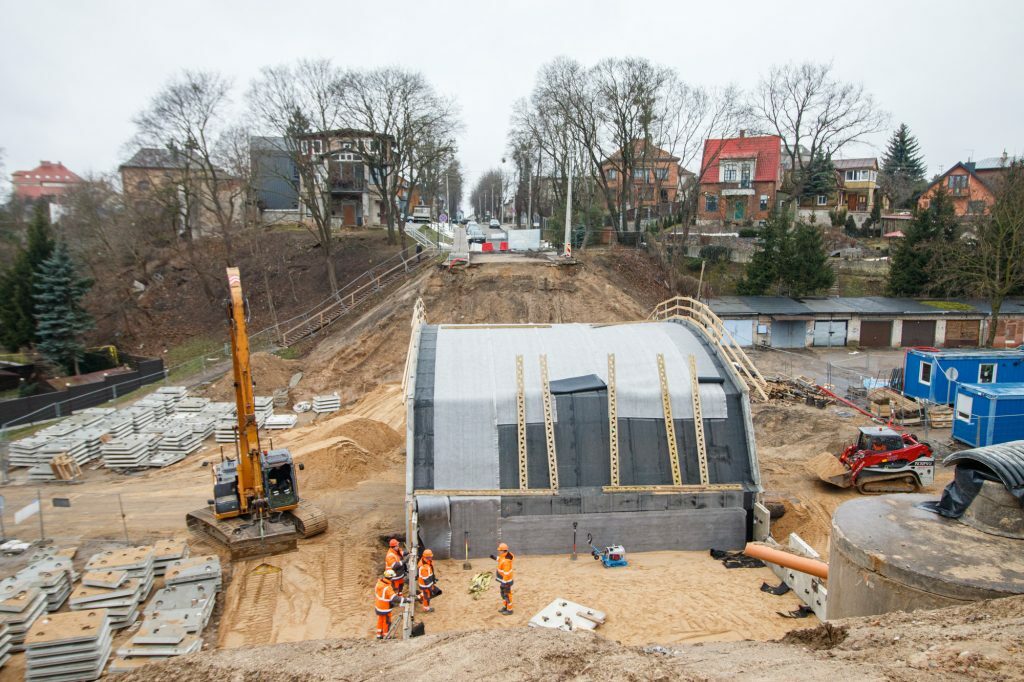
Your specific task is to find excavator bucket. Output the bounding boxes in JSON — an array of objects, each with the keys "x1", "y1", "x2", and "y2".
[{"x1": 806, "y1": 451, "x2": 853, "y2": 488}]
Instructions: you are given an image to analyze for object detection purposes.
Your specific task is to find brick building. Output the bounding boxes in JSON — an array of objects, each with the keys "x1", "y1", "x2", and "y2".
[
  {"x1": 918, "y1": 156, "x2": 1019, "y2": 218},
  {"x1": 697, "y1": 133, "x2": 783, "y2": 226},
  {"x1": 11, "y1": 161, "x2": 82, "y2": 200},
  {"x1": 601, "y1": 141, "x2": 686, "y2": 217}
]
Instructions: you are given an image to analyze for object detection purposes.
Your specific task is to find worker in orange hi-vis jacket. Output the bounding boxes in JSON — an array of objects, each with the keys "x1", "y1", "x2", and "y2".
[
  {"x1": 417, "y1": 548, "x2": 442, "y2": 612},
  {"x1": 374, "y1": 569, "x2": 409, "y2": 640},
  {"x1": 385, "y1": 538, "x2": 408, "y2": 594},
  {"x1": 490, "y1": 542, "x2": 515, "y2": 615}
]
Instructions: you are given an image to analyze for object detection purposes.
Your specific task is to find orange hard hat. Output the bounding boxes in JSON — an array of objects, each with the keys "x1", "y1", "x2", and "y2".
[
  {"x1": 497, "y1": 543, "x2": 508, "y2": 552},
  {"x1": 423, "y1": 549, "x2": 433, "y2": 558},
  {"x1": 389, "y1": 539, "x2": 399, "y2": 548}
]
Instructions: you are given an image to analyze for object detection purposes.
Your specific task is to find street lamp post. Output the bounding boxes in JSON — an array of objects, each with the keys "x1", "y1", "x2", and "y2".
[{"x1": 563, "y1": 155, "x2": 573, "y2": 258}]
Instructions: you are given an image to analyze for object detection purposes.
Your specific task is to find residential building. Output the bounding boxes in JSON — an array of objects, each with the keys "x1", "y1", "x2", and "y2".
[
  {"x1": 11, "y1": 161, "x2": 82, "y2": 200},
  {"x1": 697, "y1": 133, "x2": 783, "y2": 226},
  {"x1": 917, "y1": 155, "x2": 1019, "y2": 218},
  {"x1": 119, "y1": 147, "x2": 244, "y2": 237},
  {"x1": 250, "y1": 137, "x2": 299, "y2": 212},
  {"x1": 798, "y1": 158, "x2": 884, "y2": 227},
  {"x1": 294, "y1": 129, "x2": 394, "y2": 228},
  {"x1": 601, "y1": 141, "x2": 685, "y2": 217}
]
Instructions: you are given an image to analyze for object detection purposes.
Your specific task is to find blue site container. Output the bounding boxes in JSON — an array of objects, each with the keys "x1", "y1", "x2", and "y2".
[
  {"x1": 903, "y1": 348, "x2": 1024, "y2": 404},
  {"x1": 952, "y1": 382, "x2": 1024, "y2": 447}
]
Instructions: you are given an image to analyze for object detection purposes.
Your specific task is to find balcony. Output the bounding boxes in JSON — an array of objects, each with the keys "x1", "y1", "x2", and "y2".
[{"x1": 329, "y1": 176, "x2": 365, "y2": 193}]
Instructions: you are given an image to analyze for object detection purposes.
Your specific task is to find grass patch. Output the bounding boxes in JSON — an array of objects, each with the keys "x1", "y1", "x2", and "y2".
[
  {"x1": 274, "y1": 346, "x2": 301, "y2": 360},
  {"x1": 920, "y1": 300, "x2": 976, "y2": 312},
  {"x1": 164, "y1": 335, "x2": 224, "y2": 369}
]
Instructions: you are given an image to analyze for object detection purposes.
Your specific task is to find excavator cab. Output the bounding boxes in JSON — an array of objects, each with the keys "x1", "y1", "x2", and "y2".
[
  {"x1": 855, "y1": 427, "x2": 905, "y2": 454},
  {"x1": 261, "y1": 449, "x2": 300, "y2": 510}
]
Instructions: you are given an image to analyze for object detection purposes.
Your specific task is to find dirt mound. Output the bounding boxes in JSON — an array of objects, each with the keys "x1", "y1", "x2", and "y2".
[
  {"x1": 315, "y1": 416, "x2": 403, "y2": 452},
  {"x1": 200, "y1": 351, "x2": 301, "y2": 401},
  {"x1": 119, "y1": 596, "x2": 1024, "y2": 681}
]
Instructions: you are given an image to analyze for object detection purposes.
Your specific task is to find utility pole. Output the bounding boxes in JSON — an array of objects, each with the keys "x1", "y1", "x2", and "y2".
[
  {"x1": 526, "y1": 161, "x2": 532, "y2": 231},
  {"x1": 563, "y1": 154, "x2": 574, "y2": 258}
]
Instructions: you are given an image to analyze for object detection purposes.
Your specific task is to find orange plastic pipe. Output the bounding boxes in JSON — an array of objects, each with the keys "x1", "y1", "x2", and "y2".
[{"x1": 743, "y1": 542, "x2": 829, "y2": 580}]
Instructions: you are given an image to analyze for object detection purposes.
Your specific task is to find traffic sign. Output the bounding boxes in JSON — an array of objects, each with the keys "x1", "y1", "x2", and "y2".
[{"x1": 438, "y1": 213, "x2": 449, "y2": 223}]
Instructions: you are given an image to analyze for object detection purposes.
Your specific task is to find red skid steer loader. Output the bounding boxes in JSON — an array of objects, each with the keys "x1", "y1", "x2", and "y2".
[{"x1": 809, "y1": 426, "x2": 935, "y2": 494}]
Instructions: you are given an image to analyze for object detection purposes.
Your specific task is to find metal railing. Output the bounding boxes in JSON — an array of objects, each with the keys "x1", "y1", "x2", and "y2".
[{"x1": 650, "y1": 296, "x2": 768, "y2": 401}]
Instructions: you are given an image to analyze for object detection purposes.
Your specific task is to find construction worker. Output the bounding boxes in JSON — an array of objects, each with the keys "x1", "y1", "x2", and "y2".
[
  {"x1": 385, "y1": 538, "x2": 408, "y2": 594},
  {"x1": 374, "y1": 569, "x2": 408, "y2": 640},
  {"x1": 417, "y1": 548, "x2": 440, "y2": 612},
  {"x1": 489, "y1": 542, "x2": 515, "y2": 615}
]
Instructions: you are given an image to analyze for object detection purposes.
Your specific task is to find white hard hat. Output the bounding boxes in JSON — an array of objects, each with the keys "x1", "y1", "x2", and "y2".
[{"x1": 384, "y1": 569, "x2": 396, "y2": 579}]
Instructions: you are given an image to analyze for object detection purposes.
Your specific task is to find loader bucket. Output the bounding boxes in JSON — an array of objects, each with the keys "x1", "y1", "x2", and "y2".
[{"x1": 806, "y1": 452, "x2": 853, "y2": 488}]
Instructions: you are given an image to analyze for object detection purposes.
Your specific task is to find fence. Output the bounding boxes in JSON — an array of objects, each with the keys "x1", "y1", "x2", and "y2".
[
  {"x1": 0, "y1": 487, "x2": 200, "y2": 545},
  {"x1": 0, "y1": 356, "x2": 165, "y2": 429}
]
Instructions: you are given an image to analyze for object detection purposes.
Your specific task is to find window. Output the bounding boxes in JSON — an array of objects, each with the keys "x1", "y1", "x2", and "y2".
[
  {"x1": 705, "y1": 194, "x2": 718, "y2": 212},
  {"x1": 655, "y1": 168, "x2": 669, "y2": 181},
  {"x1": 816, "y1": 194, "x2": 828, "y2": 206},
  {"x1": 978, "y1": 363, "x2": 996, "y2": 383},
  {"x1": 844, "y1": 169, "x2": 876, "y2": 182},
  {"x1": 633, "y1": 168, "x2": 647, "y2": 181},
  {"x1": 135, "y1": 180, "x2": 151, "y2": 192},
  {"x1": 740, "y1": 164, "x2": 752, "y2": 188},
  {"x1": 759, "y1": 195, "x2": 768, "y2": 211},
  {"x1": 723, "y1": 164, "x2": 737, "y2": 182},
  {"x1": 919, "y1": 361, "x2": 932, "y2": 385},
  {"x1": 311, "y1": 139, "x2": 323, "y2": 155},
  {"x1": 948, "y1": 175, "x2": 968, "y2": 190},
  {"x1": 955, "y1": 393, "x2": 973, "y2": 422},
  {"x1": 968, "y1": 200, "x2": 986, "y2": 214},
  {"x1": 300, "y1": 140, "x2": 309, "y2": 155},
  {"x1": 607, "y1": 169, "x2": 617, "y2": 180}
]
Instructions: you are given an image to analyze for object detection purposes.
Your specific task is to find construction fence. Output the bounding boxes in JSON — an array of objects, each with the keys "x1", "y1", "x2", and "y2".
[{"x1": 0, "y1": 487, "x2": 195, "y2": 546}]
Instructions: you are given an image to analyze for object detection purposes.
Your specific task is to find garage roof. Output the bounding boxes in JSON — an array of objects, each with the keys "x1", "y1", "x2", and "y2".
[{"x1": 709, "y1": 296, "x2": 1014, "y2": 318}]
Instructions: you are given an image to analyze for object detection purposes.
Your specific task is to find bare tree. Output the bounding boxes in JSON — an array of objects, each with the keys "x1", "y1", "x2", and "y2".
[
  {"x1": 247, "y1": 59, "x2": 347, "y2": 293},
  {"x1": 134, "y1": 70, "x2": 246, "y2": 263},
  {"x1": 754, "y1": 62, "x2": 887, "y2": 202},
  {"x1": 944, "y1": 162, "x2": 1024, "y2": 346},
  {"x1": 338, "y1": 67, "x2": 461, "y2": 245}
]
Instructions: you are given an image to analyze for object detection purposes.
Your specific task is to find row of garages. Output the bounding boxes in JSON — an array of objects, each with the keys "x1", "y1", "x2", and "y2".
[{"x1": 711, "y1": 297, "x2": 1024, "y2": 349}]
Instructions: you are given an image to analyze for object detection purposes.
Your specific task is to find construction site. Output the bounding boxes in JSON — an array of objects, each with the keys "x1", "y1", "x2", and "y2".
[{"x1": 0, "y1": 247, "x2": 1022, "y2": 681}]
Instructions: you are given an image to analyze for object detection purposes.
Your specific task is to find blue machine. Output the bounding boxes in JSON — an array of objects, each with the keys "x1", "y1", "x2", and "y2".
[{"x1": 587, "y1": 533, "x2": 628, "y2": 568}]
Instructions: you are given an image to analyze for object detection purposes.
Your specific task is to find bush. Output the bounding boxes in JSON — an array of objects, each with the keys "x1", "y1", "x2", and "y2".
[
  {"x1": 844, "y1": 214, "x2": 858, "y2": 236},
  {"x1": 684, "y1": 257, "x2": 703, "y2": 273},
  {"x1": 698, "y1": 244, "x2": 732, "y2": 265},
  {"x1": 828, "y1": 207, "x2": 848, "y2": 227},
  {"x1": 738, "y1": 228, "x2": 759, "y2": 238}
]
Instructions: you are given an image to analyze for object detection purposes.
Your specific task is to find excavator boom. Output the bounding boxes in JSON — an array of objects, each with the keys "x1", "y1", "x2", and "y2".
[{"x1": 226, "y1": 267, "x2": 263, "y2": 514}]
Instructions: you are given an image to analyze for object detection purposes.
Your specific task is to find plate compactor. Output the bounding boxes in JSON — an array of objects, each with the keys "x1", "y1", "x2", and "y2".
[
  {"x1": 186, "y1": 268, "x2": 327, "y2": 559},
  {"x1": 588, "y1": 534, "x2": 628, "y2": 567},
  {"x1": 809, "y1": 426, "x2": 935, "y2": 494}
]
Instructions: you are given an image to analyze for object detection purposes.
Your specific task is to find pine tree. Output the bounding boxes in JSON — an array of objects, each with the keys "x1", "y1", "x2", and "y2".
[
  {"x1": 32, "y1": 241, "x2": 94, "y2": 375},
  {"x1": 882, "y1": 123, "x2": 926, "y2": 181},
  {"x1": 886, "y1": 188, "x2": 959, "y2": 296},
  {"x1": 737, "y1": 212, "x2": 787, "y2": 294},
  {"x1": 0, "y1": 204, "x2": 55, "y2": 351},
  {"x1": 802, "y1": 152, "x2": 836, "y2": 199},
  {"x1": 786, "y1": 222, "x2": 836, "y2": 296}
]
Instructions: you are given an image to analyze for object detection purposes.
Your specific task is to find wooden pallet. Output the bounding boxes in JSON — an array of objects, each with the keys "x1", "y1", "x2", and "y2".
[{"x1": 50, "y1": 453, "x2": 82, "y2": 481}]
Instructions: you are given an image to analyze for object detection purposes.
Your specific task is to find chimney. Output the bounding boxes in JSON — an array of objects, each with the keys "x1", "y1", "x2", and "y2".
[{"x1": 739, "y1": 130, "x2": 746, "y2": 139}]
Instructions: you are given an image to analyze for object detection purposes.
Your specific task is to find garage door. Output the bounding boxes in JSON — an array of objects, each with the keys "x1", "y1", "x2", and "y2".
[
  {"x1": 771, "y1": 320, "x2": 806, "y2": 348},
  {"x1": 859, "y1": 320, "x2": 892, "y2": 348},
  {"x1": 901, "y1": 320, "x2": 936, "y2": 347},
  {"x1": 813, "y1": 320, "x2": 848, "y2": 347},
  {"x1": 945, "y1": 319, "x2": 980, "y2": 348},
  {"x1": 722, "y1": 319, "x2": 754, "y2": 347}
]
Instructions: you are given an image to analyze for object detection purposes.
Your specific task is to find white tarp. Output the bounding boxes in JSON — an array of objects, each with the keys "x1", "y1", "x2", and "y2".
[
  {"x1": 14, "y1": 499, "x2": 40, "y2": 524},
  {"x1": 507, "y1": 229, "x2": 541, "y2": 251},
  {"x1": 431, "y1": 320, "x2": 730, "y2": 489}
]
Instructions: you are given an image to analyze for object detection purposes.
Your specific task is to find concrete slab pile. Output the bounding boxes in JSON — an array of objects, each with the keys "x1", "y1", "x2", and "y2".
[
  {"x1": 98, "y1": 413, "x2": 134, "y2": 438},
  {"x1": 172, "y1": 397, "x2": 208, "y2": 413},
  {"x1": 151, "y1": 540, "x2": 189, "y2": 577},
  {"x1": 77, "y1": 407, "x2": 116, "y2": 418},
  {"x1": 264, "y1": 414, "x2": 297, "y2": 430},
  {"x1": 141, "y1": 579, "x2": 217, "y2": 633},
  {"x1": 255, "y1": 396, "x2": 274, "y2": 426},
  {"x1": 312, "y1": 393, "x2": 341, "y2": 414},
  {"x1": 118, "y1": 406, "x2": 155, "y2": 433},
  {"x1": 69, "y1": 578, "x2": 141, "y2": 630},
  {"x1": 0, "y1": 586, "x2": 46, "y2": 651},
  {"x1": 23, "y1": 609, "x2": 112, "y2": 682},
  {"x1": 84, "y1": 548, "x2": 155, "y2": 604},
  {"x1": 151, "y1": 426, "x2": 202, "y2": 466},
  {"x1": 163, "y1": 555, "x2": 221, "y2": 590},
  {"x1": 110, "y1": 623, "x2": 201, "y2": 672},
  {"x1": 133, "y1": 399, "x2": 170, "y2": 420},
  {"x1": 213, "y1": 418, "x2": 237, "y2": 443},
  {"x1": 0, "y1": 623, "x2": 11, "y2": 668},
  {"x1": 9, "y1": 437, "x2": 49, "y2": 467},
  {"x1": 155, "y1": 386, "x2": 188, "y2": 403},
  {"x1": 101, "y1": 435, "x2": 158, "y2": 470}
]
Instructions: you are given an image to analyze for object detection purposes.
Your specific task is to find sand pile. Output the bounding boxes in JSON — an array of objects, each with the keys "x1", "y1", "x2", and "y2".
[
  {"x1": 118, "y1": 595, "x2": 1024, "y2": 681},
  {"x1": 201, "y1": 352, "x2": 301, "y2": 401},
  {"x1": 300, "y1": 438, "x2": 402, "y2": 492}
]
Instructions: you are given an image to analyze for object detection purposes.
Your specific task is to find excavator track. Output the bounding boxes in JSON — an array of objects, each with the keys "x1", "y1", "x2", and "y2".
[
  {"x1": 290, "y1": 501, "x2": 328, "y2": 538},
  {"x1": 856, "y1": 473, "x2": 921, "y2": 495}
]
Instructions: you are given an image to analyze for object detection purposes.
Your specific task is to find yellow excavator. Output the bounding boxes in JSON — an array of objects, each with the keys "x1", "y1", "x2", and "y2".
[{"x1": 186, "y1": 267, "x2": 327, "y2": 558}]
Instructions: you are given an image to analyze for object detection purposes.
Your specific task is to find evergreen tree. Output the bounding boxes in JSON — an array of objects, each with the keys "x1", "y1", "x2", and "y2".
[
  {"x1": 786, "y1": 222, "x2": 836, "y2": 296},
  {"x1": 0, "y1": 204, "x2": 54, "y2": 351},
  {"x1": 885, "y1": 187, "x2": 959, "y2": 296},
  {"x1": 882, "y1": 123, "x2": 926, "y2": 180},
  {"x1": 801, "y1": 152, "x2": 836, "y2": 199},
  {"x1": 32, "y1": 241, "x2": 94, "y2": 375},
  {"x1": 737, "y1": 212, "x2": 788, "y2": 294}
]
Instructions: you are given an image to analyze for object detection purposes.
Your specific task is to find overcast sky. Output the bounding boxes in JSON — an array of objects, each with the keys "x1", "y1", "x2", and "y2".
[{"x1": 1, "y1": 0, "x2": 1020, "y2": 195}]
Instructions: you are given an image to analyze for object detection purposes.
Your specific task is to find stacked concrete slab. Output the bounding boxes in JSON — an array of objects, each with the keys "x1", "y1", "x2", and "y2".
[
  {"x1": 152, "y1": 426, "x2": 202, "y2": 466},
  {"x1": 163, "y1": 555, "x2": 222, "y2": 590},
  {"x1": 101, "y1": 435, "x2": 158, "y2": 470},
  {"x1": 264, "y1": 414, "x2": 297, "y2": 430},
  {"x1": 151, "y1": 540, "x2": 189, "y2": 577},
  {"x1": 255, "y1": 396, "x2": 274, "y2": 426},
  {"x1": 69, "y1": 573, "x2": 141, "y2": 630},
  {"x1": 23, "y1": 609, "x2": 112, "y2": 682},
  {"x1": 99, "y1": 412, "x2": 134, "y2": 438},
  {"x1": 0, "y1": 585, "x2": 46, "y2": 651},
  {"x1": 0, "y1": 623, "x2": 11, "y2": 669},
  {"x1": 142, "y1": 579, "x2": 217, "y2": 633},
  {"x1": 84, "y1": 547, "x2": 155, "y2": 604},
  {"x1": 313, "y1": 393, "x2": 341, "y2": 414},
  {"x1": 9, "y1": 437, "x2": 50, "y2": 467},
  {"x1": 214, "y1": 418, "x2": 238, "y2": 443},
  {"x1": 119, "y1": 405, "x2": 155, "y2": 433}
]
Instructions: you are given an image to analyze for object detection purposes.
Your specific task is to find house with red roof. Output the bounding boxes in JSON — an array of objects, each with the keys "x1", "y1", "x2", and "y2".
[
  {"x1": 11, "y1": 161, "x2": 82, "y2": 200},
  {"x1": 696, "y1": 132, "x2": 783, "y2": 226}
]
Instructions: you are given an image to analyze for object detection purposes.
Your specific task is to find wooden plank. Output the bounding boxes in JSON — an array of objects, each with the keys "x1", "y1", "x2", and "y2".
[
  {"x1": 516, "y1": 354, "x2": 528, "y2": 490},
  {"x1": 601, "y1": 484, "x2": 744, "y2": 493},
  {"x1": 414, "y1": 489, "x2": 556, "y2": 497},
  {"x1": 688, "y1": 355, "x2": 710, "y2": 486},
  {"x1": 539, "y1": 354, "x2": 560, "y2": 490},
  {"x1": 657, "y1": 353, "x2": 683, "y2": 486},
  {"x1": 607, "y1": 353, "x2": 620, "y2": 487}
]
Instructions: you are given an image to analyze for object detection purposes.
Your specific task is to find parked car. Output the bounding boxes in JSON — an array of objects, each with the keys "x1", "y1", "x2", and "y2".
[
  {"x1": 466, "y1": 222, "x2": 485, "y2": 243},
  {"x1": 489, "y1": 219, "x2": 501, "y2": 228}
]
